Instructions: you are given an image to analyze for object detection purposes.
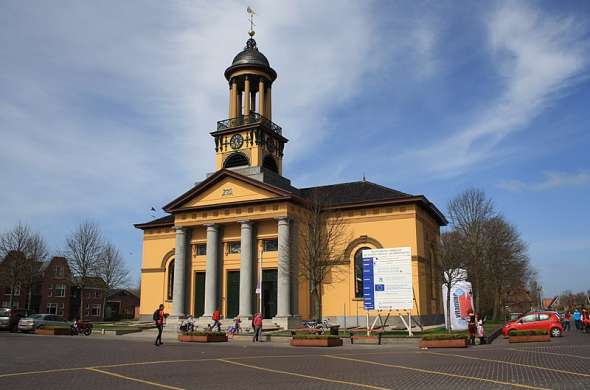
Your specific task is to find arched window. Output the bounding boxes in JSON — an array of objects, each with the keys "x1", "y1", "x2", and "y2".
[
  {"x1": 262, "y1": 155, "x2": 278, "y2": 173},
  {"x1": 223, "y1": 152, "x2": 249, "y2": 168},
  {"x1": 354, "y1": 247, "x2": 370, "y2": 298},
  {"x1": 167, "y1": 260, "x2": 175, "y2": 300}
]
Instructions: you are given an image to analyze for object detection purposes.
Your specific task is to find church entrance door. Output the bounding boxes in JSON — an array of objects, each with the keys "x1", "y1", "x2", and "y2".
[
  {"x1": 194, "y1": 272, "x2": 205, "y2": 317},
  {"x1": 262, "y1": 269, "x2": 277, "y2": 319},
  {"x1": 226, "y1": 271, "x2": 240, "y2": 319}
]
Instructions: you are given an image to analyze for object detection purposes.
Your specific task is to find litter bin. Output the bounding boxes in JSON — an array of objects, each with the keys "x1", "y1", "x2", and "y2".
[{"x1": 329, "y1": 325, "x2": 340, "y2": 336}]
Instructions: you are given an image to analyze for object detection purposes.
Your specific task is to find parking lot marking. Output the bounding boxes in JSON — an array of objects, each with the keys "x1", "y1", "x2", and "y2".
[
  {"x1": 86, "y1": 368, "x2": 185, "y2": 390},
  {"x1": 424, "y1": 351, "x2": 590, "y2": 378},
  {"x1": 0, "y1": 367, "x2": 86, "y2": 379},
  {"x1": 507, "y1": 348, "x2": 590, "y2": 360},
  {"x1": 325, "y1": 355, "x2": 550, "y2": 390},
  {"x1": 217, "y1": 358, "x2": 392, "y2": 390}
]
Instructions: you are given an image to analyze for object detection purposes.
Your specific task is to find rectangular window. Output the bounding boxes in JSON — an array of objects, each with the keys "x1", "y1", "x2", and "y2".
[
  {"x1": 57, "y1": 303, "x2": 64, "y2": 316},
  {"x1": 196, "y1": 244, "x2": 207, "y2": 256},
  {"x1": 47, "y1": 303, "x2": 57, "y2": 314},
  {"x1": 227, "y1": 242, "x2": 240, "y2": 254},
  {"x1": 13, "y1": 283, "x2": 21, "y2": 296},
  {"x1": 262, "y1": 239, "x2": 278, "y2": 252},
  {"x1": 54, "y1": 284, "x2": 66, "y2": 297},
  {"x1": 91, "y1": 304, "x2": 101, "y2": 317},
  {"x1": 85, "y1": 304, "x2": 90, "y2": 317},
  {"x1": 48, "y1": 285, "x2": 53, "y2": 297},
  {"x1": 95, "y1": 290, "x2": 100, "y2": 298},
  {"x1": 54, "y1": 265, "x2": 64, "y2": 278}
]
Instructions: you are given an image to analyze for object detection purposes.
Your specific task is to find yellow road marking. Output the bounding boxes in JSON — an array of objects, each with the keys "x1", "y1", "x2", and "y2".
[
  {"x1": 0, "y1": 367, "x2": 85, "y2": 379},
  {"x1": 217, "y1": 358, "x2": 392, "y2": 390},
  {"x1": 0, "y1": 352, "x2": 417, "y2": 379},
  {"x1": 507, "y1": 348, "x2": 590, "y2": 360},
  {"x1": 425, "y1": 351, "x2": 590, "y2": 378},
  {"x1": 86, "y1": 367, "x2": 184, "y2": 390},
  {"x1": 326, "y1": 355, "x2": 550, "y2": 390}
]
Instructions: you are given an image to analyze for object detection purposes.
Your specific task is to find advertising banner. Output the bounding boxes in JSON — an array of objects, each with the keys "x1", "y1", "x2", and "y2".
[
  {"x1": 442, "y1": 278, "x2": 474, "y2": 331},
  {"x1": 362, "y1": 247, "x2": 413, "y2": 311}
]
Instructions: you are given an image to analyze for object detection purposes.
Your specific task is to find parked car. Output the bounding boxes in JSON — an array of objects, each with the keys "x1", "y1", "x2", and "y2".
[
  {"x1": 502, "y1": 311, "x2": 563, "y2": 337},
  {"x1": 0, "y1": 308, "x2": 29, "y2": 332},
  {"x1": 18, "y1": 314, "x2": 70, "y2": 333}
]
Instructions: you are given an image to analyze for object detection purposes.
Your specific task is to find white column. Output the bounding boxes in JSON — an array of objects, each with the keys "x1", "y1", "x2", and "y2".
[
  {"x1": 203, "y1": 224, "x2": 219, "y2": 317},
  {"x1": 239, "y1": 221, "x2": 254, "y2": 318},
  {"x1": 172, "y1": 227, "x2": 189, "y2": 317},
  {"x1": 276, "y1": 217, "x2": 291, "y2": 317}
]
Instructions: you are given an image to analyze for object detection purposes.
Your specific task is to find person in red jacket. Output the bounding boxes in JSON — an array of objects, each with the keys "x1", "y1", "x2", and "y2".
[
  {"x1": 211, "y1": 308, "x2": 221, "y2": 332},
  {"x1": 252, "y1": 312, "x2": 263, "y2": 342},
  {"x1": 154, "y1": 304, "x2": 165, "y2": 346}
]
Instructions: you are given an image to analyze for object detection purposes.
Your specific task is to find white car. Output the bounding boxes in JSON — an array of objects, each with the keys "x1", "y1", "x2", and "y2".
[{"x1": 18, "y1": 314, "x2": 70, "y2": 332}]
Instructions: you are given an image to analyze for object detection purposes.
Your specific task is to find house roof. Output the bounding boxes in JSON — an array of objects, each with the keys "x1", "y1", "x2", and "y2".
[{"x1": 107, "y1": 289, "x2": 140, "y2": 300}]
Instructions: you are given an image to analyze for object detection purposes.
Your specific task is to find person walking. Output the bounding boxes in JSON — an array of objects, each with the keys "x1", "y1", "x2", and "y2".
[
  {"x1": 573, "y1": 308, "x2": 582, "y2": 330},
  {"x1": 252, "y1": 312, "x2": 263, "y2": 342},
  {"x1": 154, "y1": 304, "x2": 165, "y2": 346},
  {"x1": 476, "y1": 313, "x2": 486, "y2": 345},
  {"x1": 563, "y1": 310, "x2": 571, "y2": 332},
  {"x1": 211, "y1": 308, "x2": 221, "y2": 332},
  {"x1": 467, "y1": 311, "x2": 476, "y2": 345}
]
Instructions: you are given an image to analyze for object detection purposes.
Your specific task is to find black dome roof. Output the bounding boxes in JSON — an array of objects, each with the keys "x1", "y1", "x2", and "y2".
[{"x1": 225, "y1": 38, "x2": 277, "y2": 81}]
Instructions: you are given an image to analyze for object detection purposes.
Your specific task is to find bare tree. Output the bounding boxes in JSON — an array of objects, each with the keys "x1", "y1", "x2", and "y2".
[
  {"x1": 482, "y1": 216, "x2": 529, "y2": 320},
  {"x1": 447, "y1": 188, "x2": 495, "y2": 311},
  {"x1": 65, "y1": 222, "x2": 103, "y2": 320},
  {"x1": 438, "y1": 230, "x2": 466, "y2": 331},
  {"x1": 0, "y1": 223, "x2": 48, "y2": 309},
  {"x1": 96, "y1": 242, "x2": 129, "y2": 320},
  {"x1": 298, "y1": 190, "x2": 350, "y2": 320}
]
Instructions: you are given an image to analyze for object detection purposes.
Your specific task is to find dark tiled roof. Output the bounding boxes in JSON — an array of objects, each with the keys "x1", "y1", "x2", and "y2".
[
  {"x1": 300, "y1": 181, "x2": 412, "y2": 206},
  {"x1": 134, "y1": 214, "x2": 174, "y2": 230}
]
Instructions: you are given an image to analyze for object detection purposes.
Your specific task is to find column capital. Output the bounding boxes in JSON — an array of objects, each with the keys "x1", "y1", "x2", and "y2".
[
  {"x1": 275, "y1": 216, "x2": 290, "y2": 224},
  {"x1": 175, "y1": 226, "x2": 188, "y2": 234},
  {"x1": 238, "y1": 220, "x2": 254, "y2": 227},
  {"x1": 204, "y1": 223, "x2": 219, "y2": 230}
]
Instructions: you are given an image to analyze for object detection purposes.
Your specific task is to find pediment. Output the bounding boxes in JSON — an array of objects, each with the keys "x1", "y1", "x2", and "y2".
[
  {"x1": 164, "y1": 169, "x2": 293, "y2": 212},
  {"x1": 186, "y1": 176, "x2": 277, "y2": 207}
]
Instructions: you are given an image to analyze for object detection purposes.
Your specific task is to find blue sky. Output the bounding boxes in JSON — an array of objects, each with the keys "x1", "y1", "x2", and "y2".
[{"x1": 1, "y1": 1, "x2": 588, "y2": 296}]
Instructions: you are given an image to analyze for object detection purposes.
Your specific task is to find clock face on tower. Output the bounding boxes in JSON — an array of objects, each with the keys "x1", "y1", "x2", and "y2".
[{"x1": 229, "y1": 134, "x2": 244, "y2": 150}]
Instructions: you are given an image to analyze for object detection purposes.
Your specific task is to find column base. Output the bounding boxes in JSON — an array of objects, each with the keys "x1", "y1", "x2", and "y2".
[{"x1": 272, "y1": 315, "x2": 301, "y2": 330}]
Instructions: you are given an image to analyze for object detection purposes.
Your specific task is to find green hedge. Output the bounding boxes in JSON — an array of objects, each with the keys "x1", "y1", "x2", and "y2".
[
  {"x1": 292, "y1": 334, "x2": 341, "y2": 340},
  {"x1": 183, "y1": 331, "x2": 226, "y2": 336},
  {"x1": 509, "y1": 329, "x2": 548, "y2": 336},
  {"x1": 422, "y1": 333, "x2": 467, "y2": 341}
]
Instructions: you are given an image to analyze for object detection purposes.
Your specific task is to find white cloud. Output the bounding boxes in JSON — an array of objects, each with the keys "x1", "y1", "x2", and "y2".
[
  {"x1": 393, "y1": 1, "x2": 589, "y2": 178},
  {"x1": 498, "y1": 171, "x2": 590, "y2": 191}
]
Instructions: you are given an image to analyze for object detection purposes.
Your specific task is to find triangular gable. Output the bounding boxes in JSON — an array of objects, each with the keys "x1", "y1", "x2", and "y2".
[{"x1": 163, "y1": 169, "x2": 293, "y2": 212}]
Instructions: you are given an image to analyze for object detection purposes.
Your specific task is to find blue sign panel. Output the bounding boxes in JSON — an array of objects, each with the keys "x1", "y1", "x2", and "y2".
[{"x1": 362, "y1": 257, "x2": 375, "y2": 310}]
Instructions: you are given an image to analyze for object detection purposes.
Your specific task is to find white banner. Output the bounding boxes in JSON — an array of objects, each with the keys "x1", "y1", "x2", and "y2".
[
  {"x1": 362, "y1": 247, "x2": 413, "y2": 310},
  {"x1": 442, "y1": 279, "x2": 474, "y2": 331}
]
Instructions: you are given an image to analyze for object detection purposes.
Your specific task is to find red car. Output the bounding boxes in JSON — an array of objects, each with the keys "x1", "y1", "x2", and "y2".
[{"x1": 502, "y1": 311, "x2": 563, "y2": 337}]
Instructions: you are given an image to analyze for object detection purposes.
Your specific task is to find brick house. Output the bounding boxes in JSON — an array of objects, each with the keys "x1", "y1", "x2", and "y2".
[
  {"x1": 0, "y1": 250, "x2": 43, "y2": 312},
  {"x1": 105, "y1": 289, "x2": 140, "y2": 320},
  {"x1": 70, "y1": 276, "x2": 107, "y2": 321},
  {"x1": 38, "y1": 257, "x2": 72, "y2": 319}
]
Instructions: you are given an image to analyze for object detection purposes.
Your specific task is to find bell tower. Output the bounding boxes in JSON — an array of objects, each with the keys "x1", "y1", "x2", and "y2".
[{"x1": 211, "y1": 29, "x2": 287, "y2": 176}]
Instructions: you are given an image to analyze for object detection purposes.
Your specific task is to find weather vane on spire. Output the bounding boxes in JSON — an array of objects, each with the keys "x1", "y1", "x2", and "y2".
[{"x1": 247, "y1": 6, "x2": 256, "y2": 37}]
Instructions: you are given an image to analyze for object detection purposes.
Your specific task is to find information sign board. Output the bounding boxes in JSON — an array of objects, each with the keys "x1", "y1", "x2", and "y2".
[{"x1": 362, "y1": 247, "x2": 413, "y2": 310}]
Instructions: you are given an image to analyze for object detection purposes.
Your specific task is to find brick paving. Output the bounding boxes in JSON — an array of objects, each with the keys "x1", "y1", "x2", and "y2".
[{"x1": 1, "y1": 329, "x2": 589, "y2": 389}]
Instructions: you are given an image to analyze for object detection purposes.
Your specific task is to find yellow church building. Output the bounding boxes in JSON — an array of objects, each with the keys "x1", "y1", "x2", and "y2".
[{"x1": 135, "y1": 33, "x2": 447, "y2": 329}]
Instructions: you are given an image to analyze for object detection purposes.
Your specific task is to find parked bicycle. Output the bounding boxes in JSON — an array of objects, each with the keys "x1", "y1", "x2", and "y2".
[{"x1": 302, "y1": 319, "x2": 330, "y2": 334}]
